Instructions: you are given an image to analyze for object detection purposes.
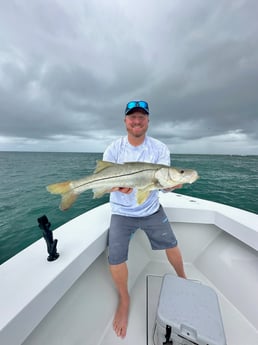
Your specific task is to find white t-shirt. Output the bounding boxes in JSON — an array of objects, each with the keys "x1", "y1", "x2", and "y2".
[{"x1": 103, "y1": 136, "x2": 170, "y2": 217}]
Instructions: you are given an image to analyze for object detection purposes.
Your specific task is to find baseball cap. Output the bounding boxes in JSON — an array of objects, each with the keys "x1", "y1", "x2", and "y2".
[{"x1": 125, "y1": 100, "x2": 149, "y2": 115}]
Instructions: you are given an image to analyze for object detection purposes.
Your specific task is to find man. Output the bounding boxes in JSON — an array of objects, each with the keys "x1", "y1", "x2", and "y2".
[{"x1": 103, "y1": 100, "x2": 186, "y2": 338}]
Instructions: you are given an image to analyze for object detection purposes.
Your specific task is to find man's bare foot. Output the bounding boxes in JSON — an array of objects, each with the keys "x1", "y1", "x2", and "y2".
[{"x1": 113, "y1": 296, "x2": 130, "y2": 338}]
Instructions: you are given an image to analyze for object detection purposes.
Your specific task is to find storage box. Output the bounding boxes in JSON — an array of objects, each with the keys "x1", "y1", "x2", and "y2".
[{"x1": 154, "y1": 275, "x2": 226, "y2": 345}]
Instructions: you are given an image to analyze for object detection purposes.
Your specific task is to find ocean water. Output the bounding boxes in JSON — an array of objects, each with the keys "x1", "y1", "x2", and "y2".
[{"x1": 0, "y1": 152, "x2": 257, "y2": 265}]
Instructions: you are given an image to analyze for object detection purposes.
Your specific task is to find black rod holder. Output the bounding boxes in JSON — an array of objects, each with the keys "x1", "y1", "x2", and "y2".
[{"x1": 37, "y1": 215, "x2": 59, "y2": 261}]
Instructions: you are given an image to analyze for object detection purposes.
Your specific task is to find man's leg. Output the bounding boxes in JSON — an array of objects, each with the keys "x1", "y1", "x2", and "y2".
[
  {"x1": 110, "y1": 262, "x2": 130, "y2": 338},
  {"x1": 108, "y1": 214, "x2": 134, "y2": 338},
  {"x1": 166, "y1": 246, "x2": 186, "y2": 278},
  {"x1": 142, "y1": 206, "x2": 186, "y2": 279}
]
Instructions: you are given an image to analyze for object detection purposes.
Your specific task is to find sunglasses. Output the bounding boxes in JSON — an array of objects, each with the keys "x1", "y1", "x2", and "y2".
[{"x1": 125, "y1": 101, "x2": 149, "y2": 115}]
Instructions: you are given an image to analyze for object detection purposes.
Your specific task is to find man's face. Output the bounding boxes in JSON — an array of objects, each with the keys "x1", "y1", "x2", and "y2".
[{"x1": 124, "y1": 111, "x2": 149, "y2": 138}]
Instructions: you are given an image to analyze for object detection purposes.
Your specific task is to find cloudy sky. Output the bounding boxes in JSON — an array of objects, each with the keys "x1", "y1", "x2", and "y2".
[{"x1": 0, "y1": 0, "x2": 257, "y2": 154}]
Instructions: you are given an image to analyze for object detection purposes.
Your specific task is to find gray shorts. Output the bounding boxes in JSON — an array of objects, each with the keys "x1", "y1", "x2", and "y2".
[{"x1": 108, "y1": 205, "x2": 178, "y2": 265}]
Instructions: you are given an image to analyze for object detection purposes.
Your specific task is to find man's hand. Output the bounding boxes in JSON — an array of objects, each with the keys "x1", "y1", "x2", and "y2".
[
  {"x1": 111, "y1": 187, "x2": 133, "y2": 194},
  {"x1": 111, "y1": 185, "x2": 182, "y2": 194}
]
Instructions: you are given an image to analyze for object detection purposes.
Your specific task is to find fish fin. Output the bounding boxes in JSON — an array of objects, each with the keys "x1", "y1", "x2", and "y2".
[
  {"x1": 93, "y1": 187, "x2": 111, "y2": 199},
  {"x1": 47, "y1": 181, "x2": 78, "y2": 211},
  {"x1": 60, "y1": 191, "x2": 78, "y2": 211},
  {"x1": 94, "y1": 160, "x2": 116, "y2": 173},
  {"x1": 136, "y1": 183, "x2": 158, "y2": 204},
  {"x1": 136, "y1": 189, "x2": 150, "y2": 204}
]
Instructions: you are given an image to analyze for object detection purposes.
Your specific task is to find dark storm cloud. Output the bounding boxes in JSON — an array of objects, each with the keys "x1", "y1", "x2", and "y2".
[{"x1": 0, "y1": 0, "x2": 257, "y2": 154}]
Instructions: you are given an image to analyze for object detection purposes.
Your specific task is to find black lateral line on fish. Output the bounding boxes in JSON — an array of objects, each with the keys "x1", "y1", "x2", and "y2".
[{"x1": 70, "y1": 168, "x2": 157, "y2": 193}]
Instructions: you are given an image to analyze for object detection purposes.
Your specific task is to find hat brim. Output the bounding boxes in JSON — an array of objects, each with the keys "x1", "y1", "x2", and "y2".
[{"x1": 125, "y1": 107, "x2": 149, "y2": 115}]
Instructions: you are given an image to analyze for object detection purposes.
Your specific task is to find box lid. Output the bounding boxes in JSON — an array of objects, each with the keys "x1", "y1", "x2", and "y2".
[{"x1": 156, "y1": 275, "x2": 226, "y2": 345}]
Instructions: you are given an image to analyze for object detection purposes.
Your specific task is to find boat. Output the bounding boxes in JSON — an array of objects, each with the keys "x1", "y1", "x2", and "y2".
[{"x1": 1, "y1": 192, "x2": 257, "y2": 345}]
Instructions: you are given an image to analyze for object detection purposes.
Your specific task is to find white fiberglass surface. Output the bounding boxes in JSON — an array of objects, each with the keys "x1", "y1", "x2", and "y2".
[
  {"x1": 23, "y1": 224, "x2": 258, "y2": 345},
  {"x1": 98, "y1": 261, "x2": 258, "y2": 345}
]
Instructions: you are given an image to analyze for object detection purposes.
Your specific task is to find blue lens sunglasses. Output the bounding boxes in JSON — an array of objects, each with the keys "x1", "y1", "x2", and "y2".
[{"x1": 125, "y1": 101, "x2": 149, "y2": 115}]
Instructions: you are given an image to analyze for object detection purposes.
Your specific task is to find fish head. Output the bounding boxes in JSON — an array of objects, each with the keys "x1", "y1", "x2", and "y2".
[{"x1": 155, "y1": 167, "x2": 199, "y2": 188}]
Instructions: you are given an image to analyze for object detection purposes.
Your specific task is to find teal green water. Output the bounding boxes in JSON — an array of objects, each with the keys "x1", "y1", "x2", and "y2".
[{"x1": 0, "y1": 152, "x2": 257, "y2": 264}]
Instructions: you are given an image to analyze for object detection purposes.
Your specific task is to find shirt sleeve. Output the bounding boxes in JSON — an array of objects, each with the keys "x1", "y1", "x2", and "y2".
[
  {"x1": 103, "y1": 141, "x2": 118, "y2": 163},
  {"x1": 156, "y1": 143, "x2": 171, "y2": 166}
]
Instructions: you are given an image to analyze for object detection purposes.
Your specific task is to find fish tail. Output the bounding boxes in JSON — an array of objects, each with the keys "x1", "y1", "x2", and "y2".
[
  {"x1": 47, "y1": 181, "x2": 72, "y2": 194},
  {"x1": 47, "y1": 181, "x2": 78, "y2": 211}
]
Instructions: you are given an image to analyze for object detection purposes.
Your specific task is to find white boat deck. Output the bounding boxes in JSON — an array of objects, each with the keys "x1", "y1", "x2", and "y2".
[
  {"x1": 99, "y1": 261, "x2": 257, "y2": 345},
  {"x1": 1, "y1": 193, "x2": 258, "y2": 345},
  {"x1": 22, "y1": 226, "x2": 258, "y2": 345}
]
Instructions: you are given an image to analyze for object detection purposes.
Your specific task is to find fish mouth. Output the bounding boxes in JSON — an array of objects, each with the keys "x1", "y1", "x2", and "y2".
[{"x1": 189, "y1": 172, "x2": 199, "y2": 183}]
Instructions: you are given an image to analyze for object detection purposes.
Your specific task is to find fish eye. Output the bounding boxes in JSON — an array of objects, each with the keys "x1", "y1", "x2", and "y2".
[{"x1": 180, "y1": 170, "x2": 184, "y2": 174}]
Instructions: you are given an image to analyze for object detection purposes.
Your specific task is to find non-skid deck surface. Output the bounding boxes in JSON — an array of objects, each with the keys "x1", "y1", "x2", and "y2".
[{"x1": 99, "y1": 261, "x2": 258, "y2": 345}]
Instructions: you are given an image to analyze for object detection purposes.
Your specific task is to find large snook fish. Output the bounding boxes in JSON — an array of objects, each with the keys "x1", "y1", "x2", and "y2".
[{"x1": 47, "y1": 160, "x2": 199, "y2": 211}]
